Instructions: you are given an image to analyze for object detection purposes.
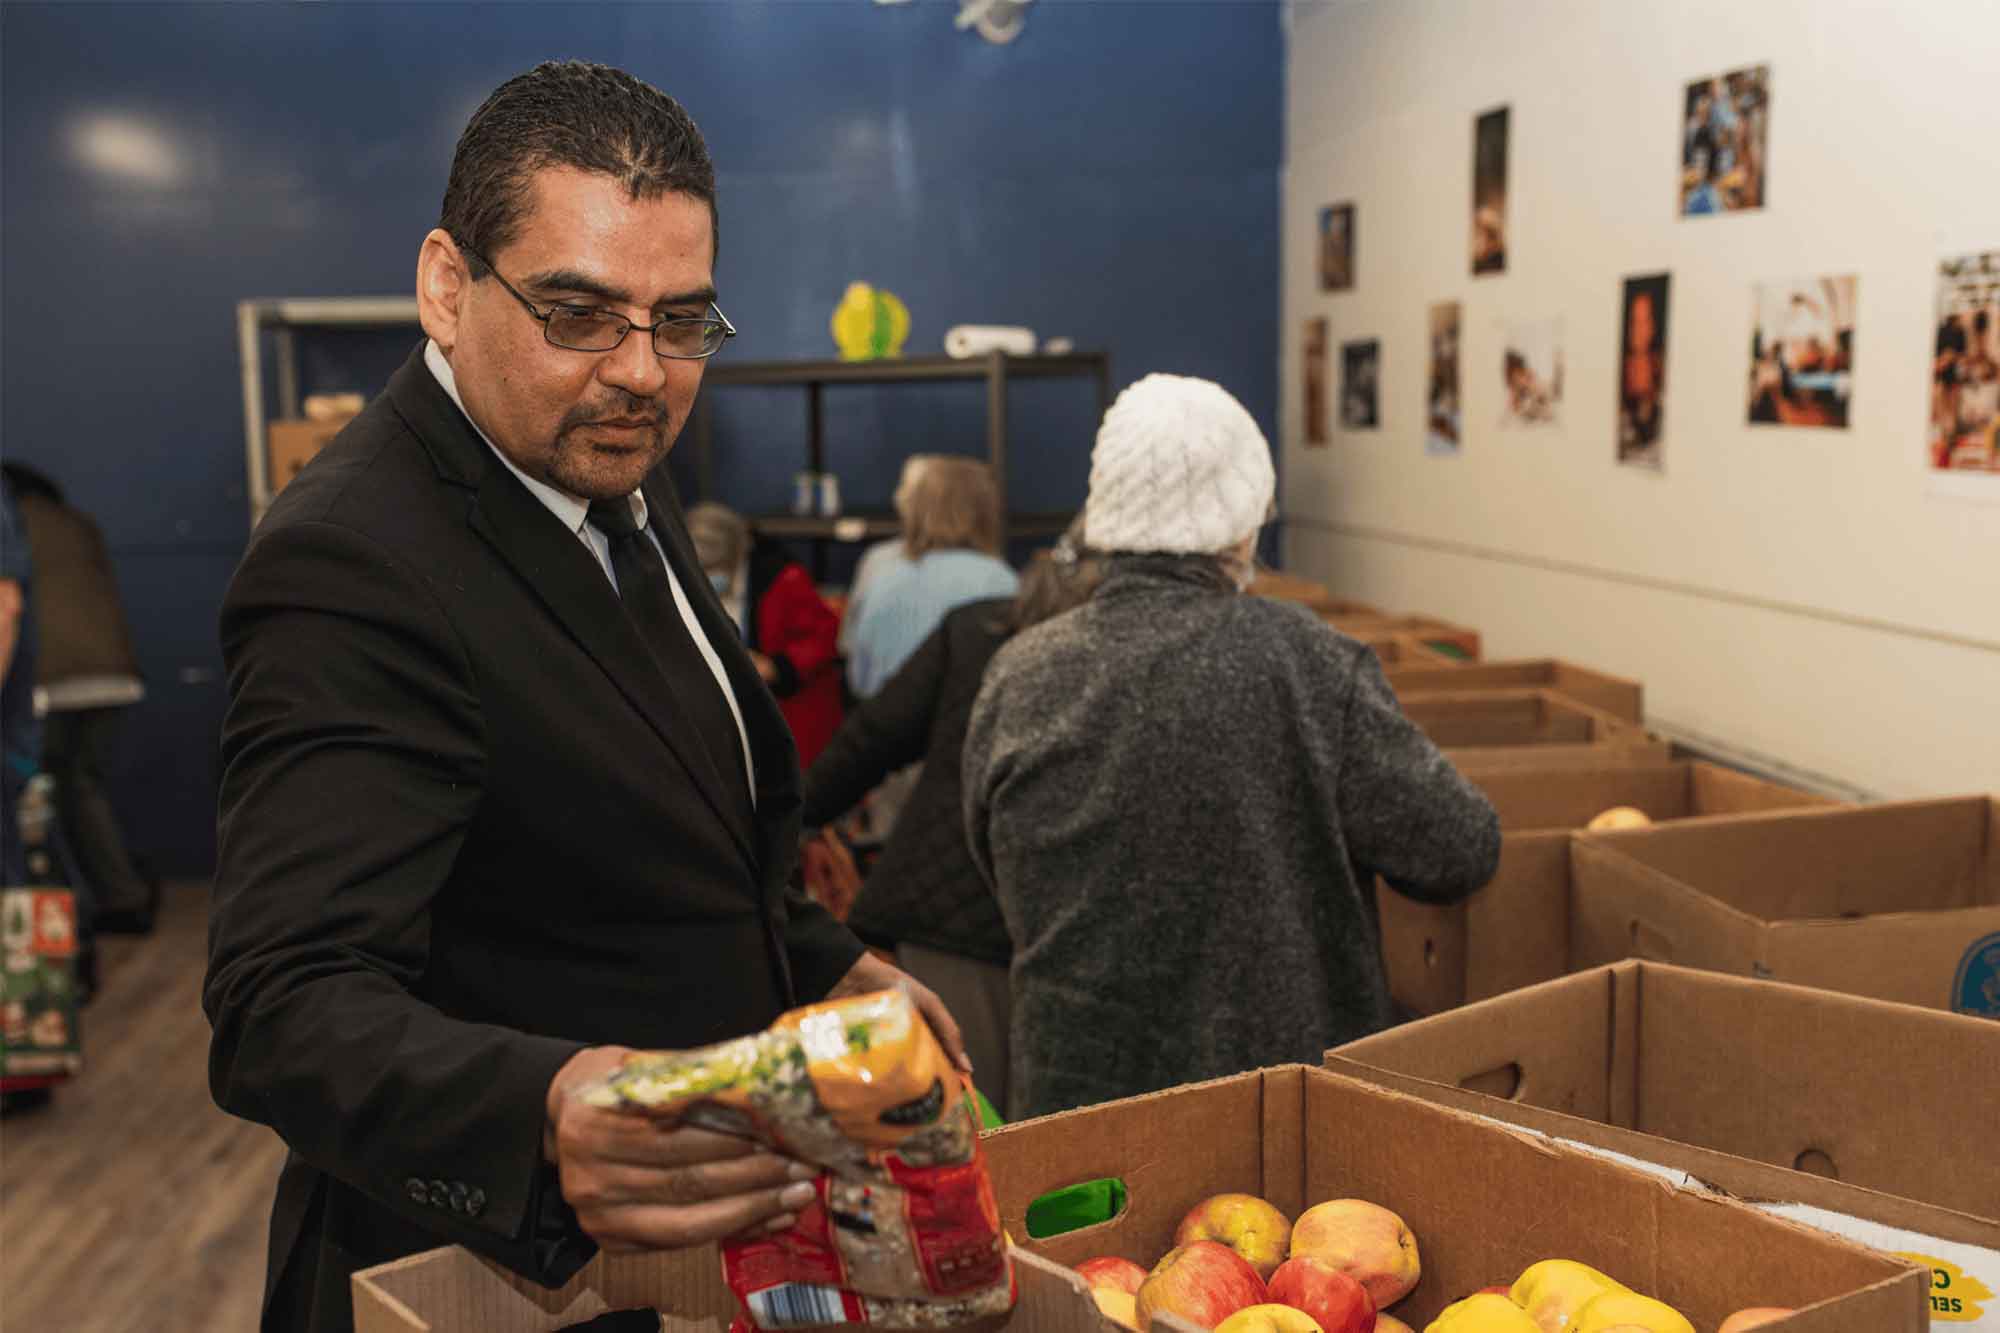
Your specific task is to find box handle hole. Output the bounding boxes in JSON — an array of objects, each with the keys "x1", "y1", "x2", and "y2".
[
  {"x1": 1026, "y1": 1178, "x2": 1129, "y2": 1239},
  {"x1": 1459, "y1": 1061, "x2": 1522, "y2": 1100},
  {"x1": 1793, "y1": 1148, "x2": 1839, "y2": 1180}
]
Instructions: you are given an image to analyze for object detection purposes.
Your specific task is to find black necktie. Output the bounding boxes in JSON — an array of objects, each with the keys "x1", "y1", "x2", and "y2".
[{"x1": 587, "y1": 497, "x2": 752, "y2": 821}]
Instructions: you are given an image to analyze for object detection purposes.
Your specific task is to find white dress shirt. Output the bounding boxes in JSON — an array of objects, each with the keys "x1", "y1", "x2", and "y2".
[{"x1": 424, "y1": 340, "x2": 756, "y2": 801}]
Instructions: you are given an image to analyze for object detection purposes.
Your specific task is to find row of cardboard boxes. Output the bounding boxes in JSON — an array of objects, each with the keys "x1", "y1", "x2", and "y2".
[
  {"x1": 357, "y1": 963, "x2": 1997, "y2": 1331},
  {"x1": 357, "y1": 580, "x2": 1996, "y2": 1329}
]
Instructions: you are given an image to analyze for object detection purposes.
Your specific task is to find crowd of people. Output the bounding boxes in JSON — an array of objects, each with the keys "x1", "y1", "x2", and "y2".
[{"x1": 196, "y1": 60, "x2": 1501, "y2": 1332}]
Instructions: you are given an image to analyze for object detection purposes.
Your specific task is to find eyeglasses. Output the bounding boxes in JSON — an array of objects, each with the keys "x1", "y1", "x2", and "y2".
[{"x1": 462, "y1": 245, "x2": 736, "y2": 360}]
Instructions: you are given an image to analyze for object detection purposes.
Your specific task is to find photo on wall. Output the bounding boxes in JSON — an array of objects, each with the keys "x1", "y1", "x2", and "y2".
[
  {"x1": 1319, "y1": 204, "x2": 1356, "y2": 292},
  {"x1": 1427, "y1": 302, "x2": 1462, "y2": 455},
  {"x1": 1501, "y1": 318, "x2": 1563, "y2": 427},
  {"x1": 1471, "y1": 106, "x2": 1509, "y2": 276},
  {"x1": 1681, "y1": 64, "x2": 1769, "y2": 216},
  {"x1": 1748, "y1": 276, "x2": 1856, "y2": 428},
  {"x1": 1303, "y1": 317, "x2": 1329, "y2": 446},
  {"x1": 1617, "y1": 274, "x2": 1670, "y2": 469},
  {"x1": 1341, "y1": 339, "x2": 1380, "y2": 430},
  {"x1": 1931, "y1": 250, "x2": 2000, "y2": 476}
]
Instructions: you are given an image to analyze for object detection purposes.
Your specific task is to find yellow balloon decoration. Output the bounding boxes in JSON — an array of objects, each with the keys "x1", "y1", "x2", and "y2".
[{"x1": 831, "y1": 282, "x2": 910, "y2": 361}]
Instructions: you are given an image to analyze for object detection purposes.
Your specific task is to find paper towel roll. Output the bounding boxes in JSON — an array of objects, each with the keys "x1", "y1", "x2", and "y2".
[{"x1": 944, "y1": 325, "x2": 1038, "y2": 359}]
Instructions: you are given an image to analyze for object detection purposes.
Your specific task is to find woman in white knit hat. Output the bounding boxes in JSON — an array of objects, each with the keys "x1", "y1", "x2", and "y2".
[{"x1": 962, "y1": 373, "x2": 1499, "y2": 1120}]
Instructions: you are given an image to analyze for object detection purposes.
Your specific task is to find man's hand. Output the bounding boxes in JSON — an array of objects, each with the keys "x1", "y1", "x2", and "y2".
[
  {"x1": 826, "y1": 953, "x2": 974, "y2": 1078},
  {"x1": 544, "y1": 1046, "x2": 819, "y2": 1252},
  {"x1": 750, "y1": 651, "x2": 779, "y2": 685}
]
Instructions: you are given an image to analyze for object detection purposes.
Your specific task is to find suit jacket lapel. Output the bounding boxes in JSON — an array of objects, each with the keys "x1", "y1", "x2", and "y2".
[{"x1": 386, "y1": 347, "x2": 759, "y2": 866}]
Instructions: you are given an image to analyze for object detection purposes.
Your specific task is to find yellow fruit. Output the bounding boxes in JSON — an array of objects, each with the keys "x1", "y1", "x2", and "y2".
[
  {"x1": 1094, "y1": 1288, "x2": 1139, "y2": 1330},
  {"x1": 1510, "y1": 1260, "x2": 1629, "y2": 1332},
  {"x1": 1215, "y1": 1304, "x2": 1326, "y2": 1333},
  {"x1": 1586, "y1": 806, "x2": 1652, "y2": 832},
  {"x1": 1427, "y1": 1293, "x2": 1543, "y2": 1333},
  {"x1": 1570, "y1": 1291, "x2": 1694, "y2": 1333},
  {"x1": 1717, "y1": 1312, "x2": 1792, "y2": 1333},
  {"x1": 830, "y1": 281, "x2": 910, "y2": 361}
]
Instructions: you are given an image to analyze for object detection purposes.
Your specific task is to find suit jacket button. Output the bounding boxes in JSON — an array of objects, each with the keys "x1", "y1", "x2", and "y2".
[
  {"x1": 428, "y1": 1179, "x2": 449, "y2": 1209},
  {"x1": 406, "y1": 1177, "x2": 429, "y2": 1205},
  {"x1": 449, "y1": 1182, "x2": 470, "y2": 1214},
  {"x1": 466, "y1": 1187, "x2": 487, "y2": 1217}
]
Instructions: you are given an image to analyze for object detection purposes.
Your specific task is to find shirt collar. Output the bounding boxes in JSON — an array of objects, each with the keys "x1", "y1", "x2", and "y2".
[{"x1": 423, "y1": 339, "x2": 648, "y2": 536}]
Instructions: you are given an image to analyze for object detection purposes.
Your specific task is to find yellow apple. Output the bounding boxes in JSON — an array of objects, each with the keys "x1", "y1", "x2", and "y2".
[
  {"x1": 1377, "y1": 1318, "x2": 1415, "y2": 1333},
  {"x1": 1215, "y1": 1304, "x2": 1327, "y2": 1333},
  {"x1": 1425, "y1": 1292, "x2": 1543, "y2": 1333},
  {"x1": 1570, "y1": 1291, "x2": 1694, "y2": 1333},
  {"x1": 1094, "y1": 1288, "x2": 1139, "y2": 1330},
  {"x1": 1176, "y1": 1193, "x2": 1296, "y2": 1281},
  {"x1": 1586, "y1": 806, "x2": 1652, "y2": 832},
  {"x1": 1290, "y1": 1199, "x2": 1420, "y2": 1309},
  {"x1": 1717, "y1": 1311, "x2": 1792, "y2": 1333},
  {"x1": 1509, "y1": 1259, "x2": 1629, "y2": 1332}
]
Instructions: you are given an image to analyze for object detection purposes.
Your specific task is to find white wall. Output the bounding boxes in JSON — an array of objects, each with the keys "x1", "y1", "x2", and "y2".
[{"x1": 1281, "y1": 0, "x2": 2000, "y2": 799}]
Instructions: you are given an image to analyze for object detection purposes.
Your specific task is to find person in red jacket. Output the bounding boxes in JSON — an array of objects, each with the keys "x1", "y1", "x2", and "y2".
[{"x1": 688, "y1": 503, "x2": 843, "y2": 767}]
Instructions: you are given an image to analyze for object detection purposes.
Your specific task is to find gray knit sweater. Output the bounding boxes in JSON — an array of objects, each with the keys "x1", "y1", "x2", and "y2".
[{"x1": 963, "y1": 556, "x2": 1500, "y2": 1120}]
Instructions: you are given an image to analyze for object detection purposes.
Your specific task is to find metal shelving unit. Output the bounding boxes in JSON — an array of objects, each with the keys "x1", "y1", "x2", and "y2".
[
  {"x1": 237, "y1": 296, "x2": 421, "y2": 525},
  {"x1": 690, "y1": 350, "x2": 1112, "y2": 574}
]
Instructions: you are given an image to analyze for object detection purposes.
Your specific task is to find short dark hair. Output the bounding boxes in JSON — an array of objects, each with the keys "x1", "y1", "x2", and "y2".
[{"x1": 440, "y1": 60, "x2": 717, "y2": 275}]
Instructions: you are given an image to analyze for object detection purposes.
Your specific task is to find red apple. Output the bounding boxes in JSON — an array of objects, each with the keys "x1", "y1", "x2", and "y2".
[
  {"x1": 1078, "y1": 1257, "x2": 1151, "y2": 1297},
  {"x1": 1288, "y1": 1200, "x2": 1420, "y2": 1310},
  {"x1": 1174, "y1": 1193, "x2": 1296, "y2": 1280},
  {"x1": 1268, "y1": 1256, "x2": 1376, "y2": 1333},
  {"x1": 1136, "y1": 1241, "x2": 1270, "y2": 1330}
]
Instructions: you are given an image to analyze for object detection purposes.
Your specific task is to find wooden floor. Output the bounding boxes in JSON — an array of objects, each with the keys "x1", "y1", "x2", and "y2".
[{"x1": 3, "y1": 882, "x2": 285, "y2": 1332}]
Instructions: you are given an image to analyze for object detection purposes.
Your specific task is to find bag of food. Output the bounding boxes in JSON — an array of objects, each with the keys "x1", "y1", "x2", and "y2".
[{"x1": 580, "y1": 988, "x2": 1015, "y2": 1330}]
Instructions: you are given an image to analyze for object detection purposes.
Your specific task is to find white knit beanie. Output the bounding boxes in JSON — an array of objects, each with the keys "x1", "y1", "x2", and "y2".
[{"x1": 1083, "y1": 373, "x2": 1275, "y2": 554}]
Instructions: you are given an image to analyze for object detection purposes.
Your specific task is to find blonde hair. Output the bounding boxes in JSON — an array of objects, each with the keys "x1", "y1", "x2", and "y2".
[
  {"x1": 1009, "y1": 516, "x2": 1101, "y2": 630},
  {"x1": 894, "y1": 455, "x2": 1002, "y2": 559}
]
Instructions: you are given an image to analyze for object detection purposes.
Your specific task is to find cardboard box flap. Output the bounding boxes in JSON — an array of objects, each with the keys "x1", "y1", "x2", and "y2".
[
  {"x1": 1473, "y1": 764, "x2": 1696, "y2": 830},
  {"x1": 1579, "y1": 799, "x2": 1995, "y2": 920},
  {"x1": 1688, "y1": 763, "x2": 1843, "y2": 818},
  {"x1": 1570, "y1": 838, "x2": 1769, "y2": 973},
  {"x1": 1385, "y1": 659, "x2": 1644, "y2": 723},
  {"x1": 1635, "y1": 966, "x2": 2000, "y2": 1217}
]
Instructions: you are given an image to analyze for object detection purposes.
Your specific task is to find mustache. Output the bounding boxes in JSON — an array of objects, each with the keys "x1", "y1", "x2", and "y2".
[{"x1": 561, "y1": 393, "x2": 671, "y2": 432}]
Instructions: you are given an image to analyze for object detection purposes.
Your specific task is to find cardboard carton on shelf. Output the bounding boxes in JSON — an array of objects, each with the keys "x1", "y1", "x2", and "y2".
[
  {"x1": 1329, "y1": 962, "x2": 2000, "y2": 1330},
  {"x1": 267, "y1": 415, "x2": 357, "y2": 495},
  {"x1": 1355, "y1": 632, "x2": 1458, "y2": 669},
  {"x1": 354, "y1": 1065, "x2": 1930, "y2": 1330},
  {"x1": 1397, "y1": 688, "x2": 1668, "y2": 773},
  {"x1": 1377, "y1": 761, "x2": 1843, "y2": 1018},
  {"x1": 1571, "y1": 795, "x2": 2000, "y2": 1015},
  {"x1": 1384, "y1": 657, "x2": 1644, "y2": 723},
  {"x1": 1245, "y1": 570, "x2": 1379, "y2": 619},
  {"x1": 985, "y1": 1065, "x2": 1924, "y2": 1330},
  {"x1": 1325, "y1": 614, "x2": 1480, "y2": 660}
]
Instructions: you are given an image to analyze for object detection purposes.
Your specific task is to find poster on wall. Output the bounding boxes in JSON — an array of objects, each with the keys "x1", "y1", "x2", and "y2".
[
  {"x1": 1303, "y1": 317, "x2": 1329, "y2": 446},
  {"x1": 1502, "y1": 318, "x2": 1563, "y2": 427},
  {"x1": 1930, "y1": 250, "x2": 2000, "y2": 494},
  {"x1": 1747, "y1": 276, "x2": 1856, "y2": 428},
  {"x1": 1680, "y1": 64, "x2": 1769, "y2": 216},
  {"x1": 1617, "y1": 274, "x2": 1670, "y2": 469},
  {"x1": 1319, "y1": 204, "x2": 1355, "y2": 292},
  {"x1": 1471, "y1": 107, "x2": 1509, "y2": 276},
  {"x1": 1427, "y1": 302, "x2": 1462, "y2": 455},
  {"x1": 1341, "y1": 339, "x2": 1380, "y2": 429}
]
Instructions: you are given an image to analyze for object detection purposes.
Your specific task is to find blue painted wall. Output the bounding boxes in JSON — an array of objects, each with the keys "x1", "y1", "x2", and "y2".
[{"x1": 0, "y1": 1, "x2": 1282, "y2": 875}]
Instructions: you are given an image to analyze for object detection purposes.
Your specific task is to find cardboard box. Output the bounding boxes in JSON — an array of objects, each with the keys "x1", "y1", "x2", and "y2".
[
  {"x1": 985, "y1": 1066, "x2": 1924, "y2": 1329},
  {"x1": 1, "y1": 888, "x2": 83, "y2": 1080},
  {"x1": 1570, "y1": 796, "x2": 2000, "y2": 1015},
  {"x1": 1397, "y1": 689, "x2": 1669, "y2": 772},
  {"x1": 267, "y1": 415, "x2": 355, "y2": 494},
  {"x1": 1329, "y1": 963, "x2": 2000, "y2": 1327},
  {"x1": 354, "y1": 1066, "x2": 1928, "y2": 1330},
  {"x1": 1356, "y1": 633, "x2": 1457, "y2": 669},
  {"x1": 1377, "y1": 763, "x2": 1843, "y2": 1018},
  {"x1": 1246, "y1": 572, "x2": 1379, "y2": 619},
  {"x1": 1384, "y1": 657, "x2": 1644, "y2": 723},
  {"x1": 353, "y1": 1241, "x2": 1110, "y2": 1333},
  {"x1": 1327, "y1": 614, "x2": 1480, "y2": 660}
]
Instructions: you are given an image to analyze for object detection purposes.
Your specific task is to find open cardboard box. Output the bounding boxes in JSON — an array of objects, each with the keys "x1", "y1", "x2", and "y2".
[
  {"x1": 268, "y1": 415, "x2": 357, "y2": 495},
  {"x1": 1383, "y1": 658, "x2": 1644, "y2": 724},
  {"x1": 1326, "y1": 615, "x2": 1481, "y2": 661},
  {"x1": 986, "y1": 1066, "x2": 1924, "y2": 1330},
  {"x1": 1396, "y1": 689, "x2": 1668, "y2": 772},
  {"x1": 1355, "y1": 633, "x2": 1458, "y2": 669},
  {"x1": 1570, "y1": 796, "x2": 2000, "y2": 1015},
  {"x1": 1377, "y1": 762, "x2": 1844, "y2": 1016},
  {"x1": 1330, "y1": 963, "x2": 2000, "y2": 1328},
  {"x1": 355, "y1": 1066, "x2": 1929, "y2": 1331},
  {"x1": 1246, "y1": 572, "x2": 1379, "y2": 619}
]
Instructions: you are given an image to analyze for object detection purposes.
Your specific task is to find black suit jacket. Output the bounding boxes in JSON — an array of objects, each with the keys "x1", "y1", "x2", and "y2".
[{"x1": 205, "y1": 345, "x2": 863, "y2": 1333}]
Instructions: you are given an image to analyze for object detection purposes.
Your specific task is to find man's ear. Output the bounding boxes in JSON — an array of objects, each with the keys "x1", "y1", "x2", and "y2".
[{"x1": 416, "y1": 229, "x2": 467, "y2": 351}]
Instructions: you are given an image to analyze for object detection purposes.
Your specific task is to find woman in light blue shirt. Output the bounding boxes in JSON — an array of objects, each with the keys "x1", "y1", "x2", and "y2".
[{"x1": 843, "y1": 456, "x2": 1018, "y2": 698}]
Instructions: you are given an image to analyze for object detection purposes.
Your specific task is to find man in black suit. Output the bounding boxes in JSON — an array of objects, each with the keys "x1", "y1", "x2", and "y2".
[{"x1": 205, "y1": 61, "x2": 966, "y2": 1333}]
